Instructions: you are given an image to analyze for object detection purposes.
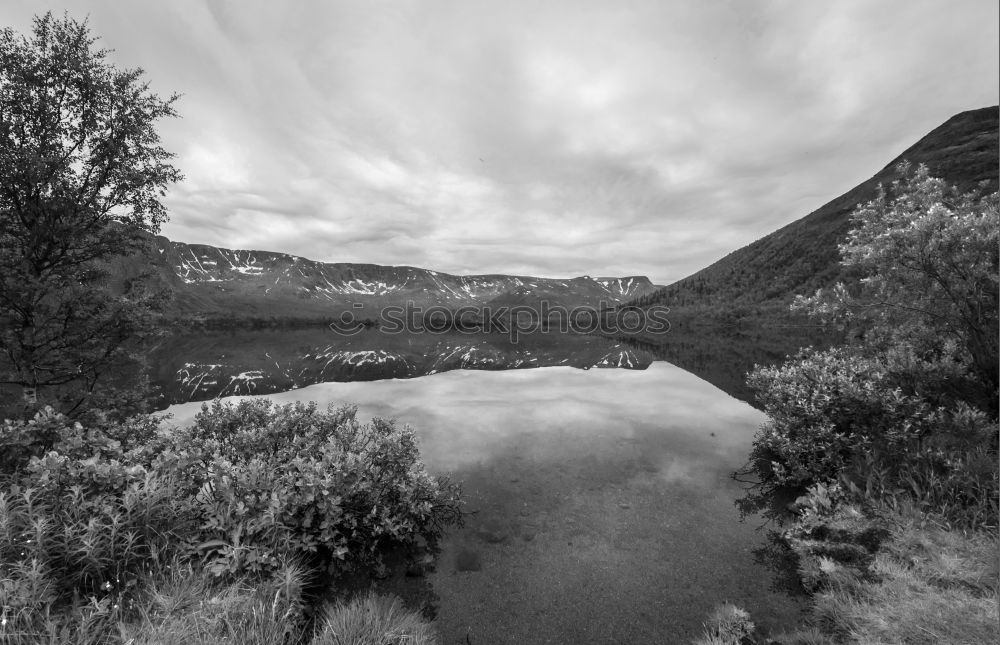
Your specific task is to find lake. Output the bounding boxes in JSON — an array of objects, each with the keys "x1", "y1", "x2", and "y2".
[{"x1": 152, "y1": 327, "x2": 826, "y2": 643}]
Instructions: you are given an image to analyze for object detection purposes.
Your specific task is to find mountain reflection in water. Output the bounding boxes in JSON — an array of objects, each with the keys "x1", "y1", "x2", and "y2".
[
  {"x1": 146, "y1": 326, "x2": 830, "y2": 409},
  {"x1": 147, "y1": 329, "x2": 654, "y2": 407},
  {"x1": 155, "y1": 326, "x2": 834, "y2": 643}
]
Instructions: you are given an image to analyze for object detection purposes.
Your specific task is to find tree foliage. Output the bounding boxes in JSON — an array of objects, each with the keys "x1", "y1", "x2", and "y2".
[
  {"x1": 795, "y1": 163, "x2": 999, "y2": 404},
  {"x1": 0, "y1": 12, "x2": 181, "y2": 414},
  {"x1": 740, "y1": 165, "x2": 999, "y2": 527}
]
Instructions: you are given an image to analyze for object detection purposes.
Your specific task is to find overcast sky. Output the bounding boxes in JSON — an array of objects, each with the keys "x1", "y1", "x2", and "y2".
[{"x1": 2, "y1": 1, "x2": 997, "y2": 283}]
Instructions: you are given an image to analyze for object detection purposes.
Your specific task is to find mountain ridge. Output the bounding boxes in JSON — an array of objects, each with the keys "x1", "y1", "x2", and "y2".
[{"x1": 125, "y1": 236, "x2": 661, "y2": 325}]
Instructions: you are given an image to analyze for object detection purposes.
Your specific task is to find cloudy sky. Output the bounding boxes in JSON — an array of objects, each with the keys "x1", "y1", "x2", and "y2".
[{"x1": 2, "y1": 1, "x2": 997, "y2": 283}]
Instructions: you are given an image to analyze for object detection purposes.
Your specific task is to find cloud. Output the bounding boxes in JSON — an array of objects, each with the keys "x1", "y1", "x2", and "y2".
[{"x1": 1, "y1": 0, "x2": 997, "y2": 283}]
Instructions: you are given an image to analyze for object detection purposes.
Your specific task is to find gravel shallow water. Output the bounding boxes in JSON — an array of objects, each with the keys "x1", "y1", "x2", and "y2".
[{"x1": 165, "y1": 359, "x2": 809, "y2": 643}]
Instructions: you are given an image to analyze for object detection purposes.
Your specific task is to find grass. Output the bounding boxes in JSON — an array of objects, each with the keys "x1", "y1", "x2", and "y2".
[
  {"x1": 811, "y1": 511, "x2": 997, "y2": 644},
  {"x1": 0, "y1": 560, "x2": 440, "y2": 645},
  {"x1": 313, "y1": 592, "x2": 438, "y2": 645},
  {"x1": 692, "y1": 504, "x2": 999, "y2": 645},
  {"x1": 1, "y1": 530, "x2": 440, "y2": 645},
  {"x1": 692, "y1": 603, "x2": 755, "y2": 645},
  {"x1": 121, "y1": 560, "x2": 307, "y2": 645}
]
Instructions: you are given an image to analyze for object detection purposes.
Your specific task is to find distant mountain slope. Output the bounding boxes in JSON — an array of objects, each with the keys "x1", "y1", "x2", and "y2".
[
  {"x1": 129, "y1": 236, "x2": 659, "y2": 324},
  {"x1": 630, "y1": 106, "x2": 999, "y2": 317}
]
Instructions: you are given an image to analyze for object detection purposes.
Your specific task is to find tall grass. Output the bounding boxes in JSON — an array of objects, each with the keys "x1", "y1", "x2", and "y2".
[
  {"x1": 0, "y1": 475, "x2": 194, "y2": 644},
  {"x1": 122, "y1": 561, "x2": 309, "y2": 645},
  {"x1": 811, "y1": 514, "x2": 998, "y2": 644},
  {"x1": 313, "y1": 592, "x2": 437, "y2": 645},
  {"x1": 842, "y1": 444, "x2": 999, "y2": 530}
]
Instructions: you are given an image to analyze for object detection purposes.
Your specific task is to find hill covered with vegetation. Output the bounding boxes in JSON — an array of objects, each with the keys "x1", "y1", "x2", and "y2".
[{"x1": 628, "y1": 106, "x2": 998, "y2": 320}]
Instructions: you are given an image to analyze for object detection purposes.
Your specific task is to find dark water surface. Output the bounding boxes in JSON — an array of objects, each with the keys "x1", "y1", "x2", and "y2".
[{"x1": 156, "y1": 328, "x2": 828, "y2": 643}]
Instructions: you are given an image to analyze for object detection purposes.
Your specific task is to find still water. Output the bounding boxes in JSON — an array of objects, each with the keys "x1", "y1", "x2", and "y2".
[{"x1": 155, "y1": 329, "x2": 821, "y2": 643}]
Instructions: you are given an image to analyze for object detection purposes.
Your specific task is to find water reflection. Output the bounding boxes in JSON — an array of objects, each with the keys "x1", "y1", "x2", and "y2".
[
  {"x1": 147, "y1": 329, "x2": 654, "y2": 407},
  {"x1": 147, "y1": 326, "x2": 833, "y2": 411},
  {"x1": 164, "y1": 361, "x2": 812, "y2": 642}
]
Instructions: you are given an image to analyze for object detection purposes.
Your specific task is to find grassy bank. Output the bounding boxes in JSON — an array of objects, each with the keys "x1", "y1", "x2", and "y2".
[
  {"x1": 801, "y1": 507, "x2": 996, "y2": 643},
  {"x1": 695, "y1": 491, "x2": 997, "y2": 645}
]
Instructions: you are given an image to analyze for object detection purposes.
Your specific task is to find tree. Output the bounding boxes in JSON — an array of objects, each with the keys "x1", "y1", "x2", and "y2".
[
  {"x1": 738, "y1": 165, "x2": 999, "y2": 525},
  {"x1": 795, "y1": 163, "x2": 999, "y2": 407},
  {"x1": 0, "y1": 12, "x2": 181, "y2": 415}
]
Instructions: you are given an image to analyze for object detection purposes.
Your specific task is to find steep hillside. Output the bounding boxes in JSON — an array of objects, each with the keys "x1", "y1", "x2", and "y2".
[
  {"x1": 130, "y1": 236, "x2": 659, "y2": 325},
  {"x1": 630, "y1": 106, "x2": 999, "y2": 317}
]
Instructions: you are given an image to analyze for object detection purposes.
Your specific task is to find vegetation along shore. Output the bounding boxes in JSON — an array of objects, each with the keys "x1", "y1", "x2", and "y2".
[{"x1": 693, "y1": 167, "x2": 998, "y2": 644}]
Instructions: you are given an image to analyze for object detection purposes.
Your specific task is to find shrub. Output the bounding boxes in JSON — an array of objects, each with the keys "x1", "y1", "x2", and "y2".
[
  {"x1": 166, "y1": 399, "x2": 463, "y2": 577},
  {"x1": 0, "y1": 401, "x2": 463, "y2": 641},
  {"x1": 740, "y1": 348, "x2": 933, "y2": 504},
  {"x1": 740, "y1": 346, "x2": 998, "y2": 525}
]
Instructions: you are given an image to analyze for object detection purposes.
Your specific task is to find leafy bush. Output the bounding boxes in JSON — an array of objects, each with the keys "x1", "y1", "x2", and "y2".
[
  {"x1": 745, "y1": 348, "x2": 928, "y2": 488},
  {"x1": 0, "y1": 401, "x2": 463, "y2": 642},
  {"x1": 741, "y1": 345, "x2": 997, "y2": 524},
  {"x1": 166, "y1": 399, "x2": 463, "y2": 576}
]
